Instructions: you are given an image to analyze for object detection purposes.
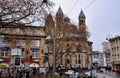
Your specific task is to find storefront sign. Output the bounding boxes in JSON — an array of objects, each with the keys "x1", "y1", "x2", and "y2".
[
  {"x1": 31, "y1": 48, "x2": 40, "y2": 51},
  {"x1": 21, "y1": 58, "x2": 40, "y2": 62},
  {"x1": 0, "y1": 46, "x2": 10, "y2": 51},
  {"x1": 29, "y1": 63, "x2": 39, "y2": 67},
  {"x1": 21, "y1": 58, "x2": 33, "y2": 62},
  {"x1": 3, "y1": 58, "x2": 10, "y2": 62}
]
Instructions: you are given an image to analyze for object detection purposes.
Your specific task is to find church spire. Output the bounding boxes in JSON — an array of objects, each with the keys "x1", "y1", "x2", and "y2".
[
  {"x1": 78, "y1": 9, "x2": 86, "y2": 27},
  {"x1": 57, "y1": 6, "x2": 63, "y2": 14},
  {"x1": 79, "y1": 9, "x2": 86, "y2": 18},
  {"x1": 56, "y1": 6, "x2": 64, "y2": 27}
]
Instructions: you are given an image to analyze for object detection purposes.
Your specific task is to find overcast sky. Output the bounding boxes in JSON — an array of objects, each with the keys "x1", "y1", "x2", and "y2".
[{"x1": 51, "y1": 0, "x2": 120, "y2": 51}]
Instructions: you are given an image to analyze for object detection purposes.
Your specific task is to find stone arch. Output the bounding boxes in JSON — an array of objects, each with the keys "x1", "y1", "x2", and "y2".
[{"x1": 65, "y1": 54, "x2": 71, "y2": 69}]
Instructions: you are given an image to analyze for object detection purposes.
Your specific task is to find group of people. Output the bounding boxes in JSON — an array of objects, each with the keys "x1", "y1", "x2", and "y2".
[
  {"x1": 0, "y1": 67, "x2": 30, "y2": 78},
  {"x1": 0, "y1": 68, "x2": 14, "y2": 78}
]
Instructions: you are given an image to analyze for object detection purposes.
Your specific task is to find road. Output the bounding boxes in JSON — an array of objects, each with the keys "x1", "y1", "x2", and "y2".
[{"x1": 93, "y1": 70, "x2": 120, "y2": 78}]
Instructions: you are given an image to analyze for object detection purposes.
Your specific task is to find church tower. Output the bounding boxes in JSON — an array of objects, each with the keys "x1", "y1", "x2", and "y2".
[
  {"x1": 78, "y1": 10, "x2": 87, "y2": 39},
  {"x1": 78, "y1": 10, "x2": 86, "y2": 27},
  {"x1": 56, "y1": 6, "x2": 64, "y2": 27},
  {"x1": 45, "y1": 14, "x2": 55, "y2": 35}
]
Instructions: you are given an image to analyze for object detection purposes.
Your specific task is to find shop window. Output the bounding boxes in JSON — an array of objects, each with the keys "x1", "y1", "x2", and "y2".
[
  {"x1": 35, "y1": 28, "x2": 41, "y2": 35},
  {"x1": 1, "y1": 51, "x2": 8, "y2": 57},
  {"x1": 11, "y1": 48, "x2": 22, "y2": 56},
  {"x1": 16, "y1": 40, "x2": 26, "y2": 46},
  {"x1": 32, "y1": 51, "x2": 38, "y2": 58},
  {"x1": 30, "y1": 28, "x2": 34, "y2": 35}
]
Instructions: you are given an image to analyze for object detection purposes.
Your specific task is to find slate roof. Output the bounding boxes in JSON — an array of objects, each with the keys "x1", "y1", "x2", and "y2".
[{"x1": 79, "y1": 10, "x2": 85, "y2": 18}]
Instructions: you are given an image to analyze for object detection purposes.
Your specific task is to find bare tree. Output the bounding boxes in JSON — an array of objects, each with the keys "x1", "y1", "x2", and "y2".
[{"x1": 0, "y1": 0, "x2": 54, "y2": 27}]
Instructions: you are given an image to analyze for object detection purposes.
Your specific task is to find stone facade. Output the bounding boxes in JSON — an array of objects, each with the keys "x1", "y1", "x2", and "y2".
[
  {"x1": 108, "y1": 36, "x2": 120, "y2": 71},
  {"x1": 45, "y1": 7, "x2": 93, "y2": 69}
]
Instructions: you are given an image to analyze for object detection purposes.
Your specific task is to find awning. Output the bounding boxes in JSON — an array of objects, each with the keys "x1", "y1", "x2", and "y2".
[
  {"x1": 30, "y1": 48, "x2": 40, "y2": 51},
  {"x1": 0, "y1": 63, "x2": 9, "y2": 67},
  {"x1": 29, "y1": 63, "x2": 40, "y2": 67},
  {"x1": 0, "y1": 46, "x2": 10, "y2": 51}
]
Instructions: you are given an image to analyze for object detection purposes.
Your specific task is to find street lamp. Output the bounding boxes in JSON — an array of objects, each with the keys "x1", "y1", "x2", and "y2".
[{"x1": 52, "y1": 30, "x2": 56, "y2": 78}]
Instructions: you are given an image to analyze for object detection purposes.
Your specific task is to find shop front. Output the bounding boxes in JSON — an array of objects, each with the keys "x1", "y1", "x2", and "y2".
[
  {"x1": 29, "y1": 63, "x2": 40, "y2": 75},
  {"x1": 0, "y1": 62, "x2": 10, "y2": 77},
  {"x1": 112, "y1": 61, "x2": 120, "y2": 72}
]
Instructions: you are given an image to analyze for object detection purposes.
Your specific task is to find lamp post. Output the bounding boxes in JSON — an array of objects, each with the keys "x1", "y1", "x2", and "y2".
[
  {"x1": 52, "y1": 30, "x2": 56, "y2": 78},
  {"x1": 91, "y1": 53, "x2": 93, "y2": 78}
]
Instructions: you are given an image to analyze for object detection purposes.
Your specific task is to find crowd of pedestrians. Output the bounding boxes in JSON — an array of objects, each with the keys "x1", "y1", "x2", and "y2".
[
  {"x1": 0, "y1": 67, "x2": 48, "y2": 78},
  {"x1": 0, "y1": 67, "x2": 31, "y2": 78},
  {"x1": 0, "y1": 68, "x2": 14, "y2": 78}
]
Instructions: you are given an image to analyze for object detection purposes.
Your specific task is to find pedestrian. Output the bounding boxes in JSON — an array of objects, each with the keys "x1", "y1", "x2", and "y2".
[
  {"x1": 9, "y1": 73, "x2": 11, "y2": 78},
  {"x1": 26, "y1": 70, "x2": 29, "y2": 78},
  {"x1": 20, "y1": 70, "x2": 24, "y2": 78},
  {"x1": 22, "y1": 73, "x2": 27, "y2": 78},
  {"x1": 59, "y1": 70, "x2": 63, "y2": 77}
]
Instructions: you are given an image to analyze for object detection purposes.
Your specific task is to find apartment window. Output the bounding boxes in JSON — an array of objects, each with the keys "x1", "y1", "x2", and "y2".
[
  {"x1": 30, "y1": 29, "x2": 34, "y2": 35},
  {"x1": 93, "y1": 54, "x2": 98, "y2": 59},
  {"x1": 112, "y1": 48, "x2": 114, "y2": 52},
  {"x1": 30, "y1": 40, "x2": 40, "y2": 47},
  {"x1": 16, "y1": 40, "x2": 26, "y2": 46},
  {"x1": 32, "y1": 51, "x2": 38, "y2": 58},
  {"x1": 117, "y1": 47, "x2": 119, "y2": 51},
  {"x1": 1, "y1": 51, "x2": 8, "y2": 57},
  {"x1": 35, "y1": 28, "x2": 41, "y2": 35},
  {"x1": 16, "y1": 28, "x2": 20, "y2": 34},
  {"x1": 118, "y1": 54, "x2": 119, "y2": 58}
]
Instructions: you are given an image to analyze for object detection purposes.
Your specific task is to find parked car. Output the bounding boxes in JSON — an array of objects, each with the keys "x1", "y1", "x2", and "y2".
[
  {"x1": 65, "y1": 70, "x2": 74, "y2": 75},
  {"x1": 97, "y1": 67, "x2": 105, "y2": 73},
  {"x1": 83, "y1": 71, "x2": 92, "y2": 78}
]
